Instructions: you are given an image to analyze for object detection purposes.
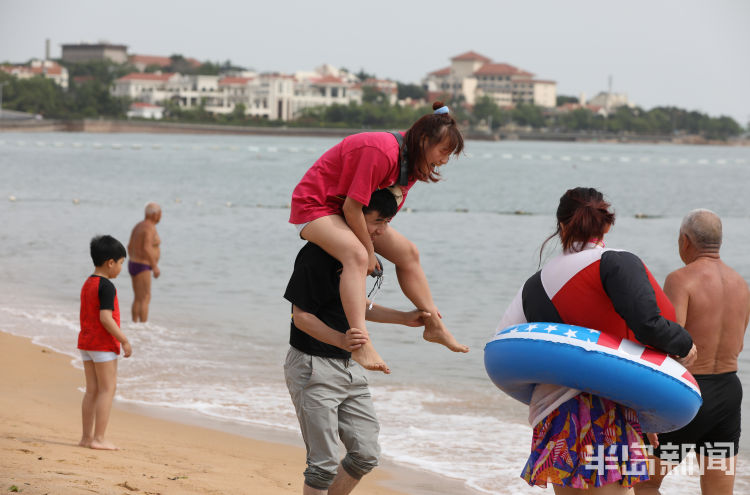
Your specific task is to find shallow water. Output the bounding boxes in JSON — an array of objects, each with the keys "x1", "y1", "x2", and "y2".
[{"x1": 1, "y1": 132, "x2": 749, "y2": 494}]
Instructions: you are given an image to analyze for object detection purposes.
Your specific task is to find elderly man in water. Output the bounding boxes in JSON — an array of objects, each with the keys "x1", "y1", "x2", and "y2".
[
  {"x1": 127, "y1": 202, "x2": 162, "y2": 322},
  {"x1": 637, "y1": 209, "x2": 750, "y2": 495}
]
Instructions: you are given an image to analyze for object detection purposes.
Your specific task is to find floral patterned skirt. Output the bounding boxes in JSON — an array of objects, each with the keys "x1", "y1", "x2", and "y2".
[{"x1": 522, "y1": 393, "x2": 650, "y2": 489}]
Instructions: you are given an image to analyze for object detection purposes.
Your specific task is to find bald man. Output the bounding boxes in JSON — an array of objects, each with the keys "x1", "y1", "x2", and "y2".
[
  {"x1": 127, "y1": 202, "x2": 162, "y2": 322},
  {"x1": 637, "y1": 210, "x2": 750, "y2": 495}
]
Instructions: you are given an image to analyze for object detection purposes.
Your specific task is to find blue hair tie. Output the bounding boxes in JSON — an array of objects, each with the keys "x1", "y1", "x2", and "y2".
[{"x1": 434, "y1": 105, "x2": 449, "y2": 115}]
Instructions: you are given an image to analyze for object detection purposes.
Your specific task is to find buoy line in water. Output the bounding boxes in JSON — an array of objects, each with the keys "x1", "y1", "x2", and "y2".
[
  {"x1": 1, "y1": 139, "x2": 744, "y2": 165},
  {"x1": 4, "y1": 195, "x2": 666, "y2": 219}
]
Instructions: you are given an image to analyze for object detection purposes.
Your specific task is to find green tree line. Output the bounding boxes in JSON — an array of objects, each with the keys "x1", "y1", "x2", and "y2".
[
  {"x1": 0, "y1": 70, "x2": 130, "y2": 119},
  {"x1": 1, "y1": 61, "x2": 743, "y2": 140},
  {"x1": 470, "y1": 96, "x2": 742, "y2": 140}
]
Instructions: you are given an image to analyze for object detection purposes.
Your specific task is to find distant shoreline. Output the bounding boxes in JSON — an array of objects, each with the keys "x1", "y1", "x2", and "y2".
[{"x1": 1, "y1": 118, "x2": 747, "y2": 146}]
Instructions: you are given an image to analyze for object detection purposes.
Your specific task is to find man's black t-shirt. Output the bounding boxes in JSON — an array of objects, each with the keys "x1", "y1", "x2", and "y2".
[{"x1": 284, "y1": 242, "x2": 350, "y2": 358}]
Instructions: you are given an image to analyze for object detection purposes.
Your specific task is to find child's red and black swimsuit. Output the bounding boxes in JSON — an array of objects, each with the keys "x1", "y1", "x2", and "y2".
[{"x1": 78, "y1": 275, "x2": 121, "y2": 353}]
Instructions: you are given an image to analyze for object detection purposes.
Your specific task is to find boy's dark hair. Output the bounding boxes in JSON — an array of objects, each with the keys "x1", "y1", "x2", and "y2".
[
  {"x1": 363, "y1": 189, "x2": 398, "y2": 218},
  {"x1": 90, "y1": 235, "x2": 127, "y2": 267}
]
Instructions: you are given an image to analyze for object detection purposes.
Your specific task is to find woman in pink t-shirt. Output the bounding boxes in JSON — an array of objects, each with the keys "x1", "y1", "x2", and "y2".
[{"x1": 289, "y1": 101, "x2": 470, "y2": 373}]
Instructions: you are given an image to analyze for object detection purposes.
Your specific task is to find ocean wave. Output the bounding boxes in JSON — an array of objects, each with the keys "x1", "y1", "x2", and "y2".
[{"x1": 2, "y1": 299, "x2": 749, "y2": 494}]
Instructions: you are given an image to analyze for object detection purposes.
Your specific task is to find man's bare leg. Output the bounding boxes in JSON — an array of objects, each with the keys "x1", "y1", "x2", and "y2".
[
  {"x1": 633, "y1": 456, "x2": 678, "y2": 495},
  {"x1": 130, "y1": 272, "x2": 140, "y2": 321},
  {"x1": 328, "y1": 468, "x2": 360, "y2": 495},
  {"x1": 131, "y1": 270, "x2": 151, "y2": 322},
  {"x1": 300, "y1": 468, "x2": 361, "y2": 495},
  {"x1": 89, "y1": 359, "x2": 119, "y2": 450},
  {"x1": 698, "y1": 454, "x2": 735, "y2": 495},
  {"x1": 303, "y1": 483, "x2": 326, "y2": 495},
  {"x1": 79, "y1": 360, "x2": 98, "y2": 447},
  {"x1": 301, "y1": 216, "x2": 389, "y2": 373},
  {"x1": 373, "y1": 227, "x2": 468, "y2": 352},
  {"x1": 554, "y1": 483, "x2": 632, "y2": 494}
]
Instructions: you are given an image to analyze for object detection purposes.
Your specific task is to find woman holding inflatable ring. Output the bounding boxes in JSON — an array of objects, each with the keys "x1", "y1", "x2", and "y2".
[{"x1": 497, "y1": 187, "x2": 696, "y2": 493}]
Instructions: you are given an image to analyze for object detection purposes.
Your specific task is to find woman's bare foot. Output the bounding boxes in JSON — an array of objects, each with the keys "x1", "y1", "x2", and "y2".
[
  {"x1": 351, "y1": 342, "x2": 390, "y2": 374},
  {"x1": 89, "y1": 439, "x2": 119, "y2": 450},
  {"x1": 78, "y1": 438, "x2": 92, "y2": 448},
  {"x1": 423, "y1": 315, "x2": 469, "y2": 353}
]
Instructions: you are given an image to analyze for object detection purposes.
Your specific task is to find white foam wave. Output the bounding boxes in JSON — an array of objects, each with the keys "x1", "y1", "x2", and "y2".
[
  {"x1": 371, "y1": 387, "x2": 532, "y2": 493},
  {"x1": 3, "y1": 300, "x2": 748, "y2": 495}
]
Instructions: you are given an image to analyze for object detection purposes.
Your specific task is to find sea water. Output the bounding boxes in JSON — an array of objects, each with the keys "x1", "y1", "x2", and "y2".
[{"x1": 1, "y1": 132, "x2": 749, "y2": 494}]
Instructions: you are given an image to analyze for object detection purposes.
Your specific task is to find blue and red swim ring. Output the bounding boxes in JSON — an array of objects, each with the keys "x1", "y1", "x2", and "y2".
[{"x1": 484, "y1": 323, "x2": 702, "y2": 433}]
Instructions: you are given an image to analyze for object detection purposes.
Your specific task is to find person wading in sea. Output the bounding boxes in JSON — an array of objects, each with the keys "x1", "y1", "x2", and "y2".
[{"x1": 127, "y1": 202, "x2": 162, "y2": 322}]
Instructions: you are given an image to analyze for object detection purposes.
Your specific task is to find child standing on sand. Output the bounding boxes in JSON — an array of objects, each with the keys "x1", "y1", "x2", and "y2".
[{"x1": 78, "y1": 235, "x2": 132, "y2": 450}]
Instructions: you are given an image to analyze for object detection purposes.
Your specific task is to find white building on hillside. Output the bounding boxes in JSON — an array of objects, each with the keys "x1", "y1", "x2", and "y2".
[
  {"x1": 356, "y1": 78, "x2": 398, "y2": 105},
  {"x1": 586, "y1": 91, "x2": 634, "y2": 114},
  {"x1": 127, "y1": 102, "x2": 164, "y2": 119},
  {"x1": 1, "y1": 60, "x2": 69, "y2": 90},
  {"x1": 112, "y1": 73, "x2": 224, "y2": 109},
  {"x1": 113, "y1": 64, "x2": 378, "y2": 121},
  {"x1": 423, "y1": 51, "x2": 556, "y2": 108},
  {"x1": 112, "y1": 73, "x2": 181, "y2": 102}
]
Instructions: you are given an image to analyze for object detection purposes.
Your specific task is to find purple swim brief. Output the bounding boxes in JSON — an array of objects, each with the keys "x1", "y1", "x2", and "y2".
[{"x1": 128, "y1": 260, "x2": 152, "y2": 277}]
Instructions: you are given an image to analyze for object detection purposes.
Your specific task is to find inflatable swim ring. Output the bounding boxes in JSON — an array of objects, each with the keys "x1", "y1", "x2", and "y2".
[{"x1": 484, "y1": 322, "x2": 702, "y2": 433}]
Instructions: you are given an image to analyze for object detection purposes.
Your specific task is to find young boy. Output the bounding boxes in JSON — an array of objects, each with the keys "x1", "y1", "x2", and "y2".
[
  {"x1": 284, "y1": 189, "x2": 431, "y2": 494},
  {"x1": 78, "y1": 235, "x2": 131, "y2": 450}
]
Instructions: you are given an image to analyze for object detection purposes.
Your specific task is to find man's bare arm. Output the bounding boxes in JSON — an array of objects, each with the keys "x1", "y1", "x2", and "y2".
[
  {"x1": 663, "y1": 271, "x2": 689, "y2": 327},
  {"x1": 292, "y1": 305, "x2": 368, "y2": 351},
  {"x1": 142, "y1": 227, "x2": 160, "y2": 275},
  {"x1": 663, "y1": 271, "x2": 698, "y2": 367}
]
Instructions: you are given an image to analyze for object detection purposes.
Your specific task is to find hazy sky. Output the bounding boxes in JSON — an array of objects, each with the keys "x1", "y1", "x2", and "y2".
[{"x1": 2, "y1": 0, "x2": 748, "y2": 124}]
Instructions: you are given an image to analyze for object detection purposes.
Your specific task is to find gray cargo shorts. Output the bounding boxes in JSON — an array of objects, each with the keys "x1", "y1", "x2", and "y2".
[{"x1": 284, "y1": 346, "x2": 380, "y2": 490}]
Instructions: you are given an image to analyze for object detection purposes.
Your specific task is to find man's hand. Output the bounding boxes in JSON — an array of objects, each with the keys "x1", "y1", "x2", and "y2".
[
  {"x1": 340, "y1": 327, "x2": 369, "y2": 352},
  {"x1": 676, "y1": 343, "x2": 697, "y2": 368},
  {"x1": 402, "y1": 310, "x2": 432, "y2": 327},
  {"x1": 367, "y1": 251, "x2": 380, "y2": 276},
  {"x1": 121, "y1": 341, "x2": 133, "y2": 358},
  {"x1": 647, "y1": 432, "x2": 659, "y2": 448},
  {"x1": 153, "y1": 266, "x2": 161, "y2": 278}
]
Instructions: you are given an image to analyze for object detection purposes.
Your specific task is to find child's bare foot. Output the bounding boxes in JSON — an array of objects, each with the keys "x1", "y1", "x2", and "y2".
[
  {"x1": 351, "y1": 342, "x2": 391, "y2": 374},
  {"x1": 89, "y1": 439, "x2": 119, "y2": 450},
  {"x1": 423, "y1": 315, "x2": 469, "y2": 353}
]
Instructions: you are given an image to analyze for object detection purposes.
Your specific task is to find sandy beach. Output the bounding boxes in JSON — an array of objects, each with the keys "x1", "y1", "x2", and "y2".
[{"x1": 0, "y1": 331, "x2": 411, "y2": 495}]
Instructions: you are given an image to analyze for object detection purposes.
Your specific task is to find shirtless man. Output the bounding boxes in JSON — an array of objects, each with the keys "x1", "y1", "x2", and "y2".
[
  {"x1": 127, "y1": 202, "x2": 162, "y2": 322},
  {"x1": 636, "y1": 209, "x2": 750, "y2": 495}
]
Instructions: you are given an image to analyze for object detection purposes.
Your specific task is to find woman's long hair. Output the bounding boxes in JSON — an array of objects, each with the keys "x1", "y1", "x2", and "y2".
[{"x1": 403, "y1": 101, "x2": 464, "y2": 183}]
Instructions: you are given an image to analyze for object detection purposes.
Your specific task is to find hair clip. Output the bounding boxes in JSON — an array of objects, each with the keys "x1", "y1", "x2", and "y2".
[{"x1": 434, "y1": 106, "x2": 450, "y2": 115}]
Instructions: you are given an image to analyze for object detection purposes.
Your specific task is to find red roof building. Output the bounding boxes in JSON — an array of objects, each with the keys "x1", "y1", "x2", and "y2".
[
  {"x1": 422, "y1": 51, "x2": 556, "y2": 108},
  {"x1": 429, "y1": 67, "x2": 451, "y2": 77},
  {"x1": 218, "y1": 76, "x2": 255, "y2": 85},
  {"x1": 116, "y1": 72, "x2": 176, "y2": 82},
  {"x1": 129, "y1": 54, "x2": 202, "y2": 72},
  {"x1": 451, "y1": 51, "x2": 493, "y2": 63},
  {"x1": 1, "y1": 60, "x2": 69, "y2": 90},
  {"x1": 129, "y1": 54, "x2": 172, "y2": 70}
]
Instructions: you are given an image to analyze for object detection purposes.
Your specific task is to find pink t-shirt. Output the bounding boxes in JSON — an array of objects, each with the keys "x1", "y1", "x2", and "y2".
[{"x1": 289, "y1": 132, "x2": 417, "y2": 224}]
